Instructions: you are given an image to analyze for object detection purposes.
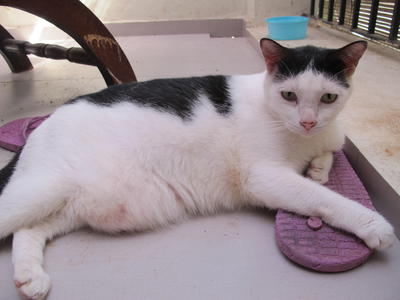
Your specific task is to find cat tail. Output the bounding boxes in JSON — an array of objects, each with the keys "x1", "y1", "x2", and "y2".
[{"x1": 0, "y1": 151, "x2": 21, "y2": 196}]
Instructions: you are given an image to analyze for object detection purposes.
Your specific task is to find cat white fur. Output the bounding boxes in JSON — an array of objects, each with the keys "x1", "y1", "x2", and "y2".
[{"x1": 0, "y1": 43, "x2": 396, "y2": 299}]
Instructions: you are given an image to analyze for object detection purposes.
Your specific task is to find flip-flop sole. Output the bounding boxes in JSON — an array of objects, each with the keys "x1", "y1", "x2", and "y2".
[
  {"x1": 275, "y1": 151, "x2": 374, "y2": 272},
  {"x1": 0, "y1": 116, "x2": 49, "y2": 152}
]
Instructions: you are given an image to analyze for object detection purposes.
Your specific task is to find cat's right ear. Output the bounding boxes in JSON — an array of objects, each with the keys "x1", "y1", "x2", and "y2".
[
  {"x1": 259, "y1": 38, "x2": 288, "y2": 73},
  {"x1": 331, "y1": 40, "x2": 368, "y2": 77}
]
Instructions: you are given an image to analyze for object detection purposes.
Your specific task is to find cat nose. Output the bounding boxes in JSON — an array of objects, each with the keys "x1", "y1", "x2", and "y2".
[{"x1": 300, "y1": 120, "x2": 317, "y2": 130}]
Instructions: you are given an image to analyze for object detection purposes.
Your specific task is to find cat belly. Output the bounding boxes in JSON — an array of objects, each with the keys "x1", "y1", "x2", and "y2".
[
  {"x1": 85, "y1": 202, "x2": 136, "y2": 232},
  {"x1": 72, "y1": 172, "x2": 191, "y2": 233},
  {"x1": 77, "y1": 196, "x2": 187, "y2": 233},
  {"x1": 71, "y1": 164, "x2": 239, "y2": 233}
]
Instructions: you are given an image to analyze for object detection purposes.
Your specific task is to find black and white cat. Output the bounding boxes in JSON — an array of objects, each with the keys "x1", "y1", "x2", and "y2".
[{"x1": 0, "y1": 39, "x2": 395, "y2": 299}]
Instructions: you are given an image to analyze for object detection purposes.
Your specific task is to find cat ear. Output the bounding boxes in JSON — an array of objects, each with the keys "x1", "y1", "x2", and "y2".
[
  {"x1": 332, "y1": 41, "x2": 367, "y2": 76},
  {"x1": 259, "y1": 38, "x2": 289, "y2": 73}
]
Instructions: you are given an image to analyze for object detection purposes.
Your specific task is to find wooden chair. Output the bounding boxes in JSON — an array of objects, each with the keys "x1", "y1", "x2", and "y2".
[{"x1": 0, "y1": 0, "x2": 137, "y2": 86}]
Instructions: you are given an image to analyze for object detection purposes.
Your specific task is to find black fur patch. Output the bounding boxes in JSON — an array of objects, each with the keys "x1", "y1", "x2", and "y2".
[
  {"x1": 0, "y1": 151, "x2": 20, "y2": 195},
  {"x1": 68, "y1": 75, "x2": 231, "y2": 120},
  {"x1": 275, "y1": 46, "x2": 349, "y2": 88}
]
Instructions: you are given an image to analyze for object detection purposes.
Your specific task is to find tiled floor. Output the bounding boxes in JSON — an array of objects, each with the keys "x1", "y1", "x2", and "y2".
[{"x1": 0, "y1": 21, "x2": 399, "y2": 300}]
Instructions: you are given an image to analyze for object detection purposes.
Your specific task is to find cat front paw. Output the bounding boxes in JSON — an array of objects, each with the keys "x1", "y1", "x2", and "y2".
[
  {"x1": 306, "y1": 164, "x2": 330, "y2": 184},
  {"x1": 358, "y1": 214, "x2": 396, "y2": 250},
  {"x1": 14, "y1": 264, "x2": 51, "y2": 300},
  {"x1": 306, "y1": 152, "x2": 333, "y2": 185}
]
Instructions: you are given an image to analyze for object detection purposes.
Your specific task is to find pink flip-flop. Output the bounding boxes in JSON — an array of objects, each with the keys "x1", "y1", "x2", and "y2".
[
  {"x1": 0, "y1": 115, "x2": 49, "y2": 152},
  {"x1": 275, "y1": 151, "x2": 374, "y2": 272}
]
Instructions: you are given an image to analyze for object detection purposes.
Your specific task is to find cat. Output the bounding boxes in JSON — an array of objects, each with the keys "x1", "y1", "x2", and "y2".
[{"x1": 0, "y1": 38, "x2": 395, "y2": 300}]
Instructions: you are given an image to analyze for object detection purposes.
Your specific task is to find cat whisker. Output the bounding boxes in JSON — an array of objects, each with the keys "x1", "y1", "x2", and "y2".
[
  {"x1": 268, "y1": 121, "x2": 285, "y2": 125},
  {"x1": 267, "y1": 121, "x2": 286, "y2": 127}
]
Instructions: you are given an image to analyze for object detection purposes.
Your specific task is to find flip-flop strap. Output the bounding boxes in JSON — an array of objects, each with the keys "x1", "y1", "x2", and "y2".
[
  {"x1": 307, "y1": 216, "x2": 323, "y2": 230},
  {"x1": 22, "y1": 116, "x2": 50, "y2": 140}
]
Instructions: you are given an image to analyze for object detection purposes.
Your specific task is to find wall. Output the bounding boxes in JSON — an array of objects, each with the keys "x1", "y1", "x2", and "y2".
[{"x1": 0, "y1": 0, "x2": 309, "y2": 29}]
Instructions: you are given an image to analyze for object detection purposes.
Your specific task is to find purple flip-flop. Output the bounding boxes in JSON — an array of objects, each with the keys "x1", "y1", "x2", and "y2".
[
  {"x1": 275, "y1": 151, "x2": 374, "y2": 272},
  {"x1": 0, "y1": 115, "x2": 49, "y2": 152}
]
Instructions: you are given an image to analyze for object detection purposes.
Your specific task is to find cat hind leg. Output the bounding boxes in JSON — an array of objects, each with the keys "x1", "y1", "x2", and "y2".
[
  {"x1": 12, "y1": 207, "x2": 81, "y2": 300},
  {"x1": 0, "y1": 173, "x2": 71, "y2": 239}
]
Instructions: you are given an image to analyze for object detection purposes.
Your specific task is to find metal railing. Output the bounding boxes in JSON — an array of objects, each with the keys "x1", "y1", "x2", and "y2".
[{"x1": 310, "y1": 0, "x2": 400, "y2": 48}]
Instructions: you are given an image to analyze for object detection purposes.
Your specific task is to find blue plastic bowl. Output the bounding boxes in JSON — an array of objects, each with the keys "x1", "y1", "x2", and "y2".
[{"x1": 266, "y1": 16, "x2": 309, "y2": 40}]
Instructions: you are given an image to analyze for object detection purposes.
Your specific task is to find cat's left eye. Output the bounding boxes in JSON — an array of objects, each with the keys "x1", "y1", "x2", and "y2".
[
  {"x1": 281, "y1": 91, "x2": 297, "y2": 102},
  {"x1": 320, "y1": 93, "x2": 338, "y2": 104}
]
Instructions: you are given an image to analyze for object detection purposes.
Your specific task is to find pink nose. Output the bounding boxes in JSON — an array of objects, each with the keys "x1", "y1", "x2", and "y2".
[{"x1": 300, "y1": 120, "x2": 317, "y2": 131}]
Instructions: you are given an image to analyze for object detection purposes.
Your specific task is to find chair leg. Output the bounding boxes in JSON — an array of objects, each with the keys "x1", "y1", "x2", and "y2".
[
  {"x1": 0, "y1": 25, "x2": 33, "y2": 73},
  {"x1": 0, "y1": 0, "x2": 137, "y2": 86}
]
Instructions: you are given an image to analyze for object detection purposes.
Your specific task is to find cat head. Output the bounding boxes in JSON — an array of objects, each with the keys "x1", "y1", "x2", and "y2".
[{"x1": 260, "y1": 38, "x2": 367, "y2": 136}]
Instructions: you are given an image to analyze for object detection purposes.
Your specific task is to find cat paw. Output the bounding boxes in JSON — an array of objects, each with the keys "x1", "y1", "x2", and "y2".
[
  {"x1": 306, "y1": 152, "x2": 333, "y2": 184},
  {"x1": 14, "y1": 265, "x2": 51, "y2": 300},
  {"x1": 306, "y1": 164, "x2": 330, "y2": 184},
  {"x1": 358, "y1": 214, "x2": 396, "y2": 250}
]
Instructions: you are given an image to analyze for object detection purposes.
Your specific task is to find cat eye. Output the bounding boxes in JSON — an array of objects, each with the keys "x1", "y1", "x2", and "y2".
[
  {"x1": 320, "y1": 93, "x2": 338, "y2": 104},
  {"x1": 281, "y1": 91, "x2": 297, "y2": 102}
]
